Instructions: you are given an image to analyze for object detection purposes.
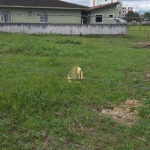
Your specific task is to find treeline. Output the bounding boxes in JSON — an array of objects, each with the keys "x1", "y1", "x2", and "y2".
[{"x1": 125, "y1": 11, "x2": 150, "y2": 22}]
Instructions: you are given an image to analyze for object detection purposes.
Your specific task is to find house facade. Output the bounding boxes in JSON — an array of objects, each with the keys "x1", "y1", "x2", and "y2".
[
  {"x1": 0, "y1": 7, "x2": 84, "y2": 24},
  {"x1": 121, "y1": 5, "x2": 138, "y2": 17},
  {"x1": 0, "y1": 0, "x2": 120, "y2": 24},
  {"x1": 0, "y1": 0, "x2": 88, "y2": 24},
  {"x1": 88, "y1": 2, "x2": 119, "y2": 24}
]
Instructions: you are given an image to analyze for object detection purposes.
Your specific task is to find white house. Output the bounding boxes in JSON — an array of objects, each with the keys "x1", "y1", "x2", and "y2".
[{"x1": 121, "y1": 4, "x2": 139, "y2": 17}]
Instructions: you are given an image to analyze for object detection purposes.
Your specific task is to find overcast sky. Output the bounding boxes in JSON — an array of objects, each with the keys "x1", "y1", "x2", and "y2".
[{"x1": 63, "y1": 0, "x2": 150, "y2": 13}]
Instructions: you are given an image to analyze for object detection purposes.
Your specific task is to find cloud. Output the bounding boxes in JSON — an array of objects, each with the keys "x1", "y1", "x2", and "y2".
[
  {"x1": 63, "y1": 0, "x2": 150, "y2": 12},
  {"x1": 123, "y1": 0, "x2": 150, "y2": 11}
]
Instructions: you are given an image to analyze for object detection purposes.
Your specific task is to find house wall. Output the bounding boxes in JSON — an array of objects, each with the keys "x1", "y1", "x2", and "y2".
[
  {"x1": 0, "y1": 23, "x2": 127, "y2": 35},
  {"x1": 0, "y1": 7, "x2": 82, "y2": 24},
  {"x1": 89, "y1": 5, "x2": 117, "y2": 24}
]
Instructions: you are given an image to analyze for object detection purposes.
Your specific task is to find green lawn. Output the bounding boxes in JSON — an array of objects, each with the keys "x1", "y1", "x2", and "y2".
[{"x1": 0, "y1": 26, "x2": 150, "y2": 150}]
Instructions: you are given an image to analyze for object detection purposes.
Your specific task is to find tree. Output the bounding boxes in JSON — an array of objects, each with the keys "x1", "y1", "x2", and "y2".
[
  {"x1": 125, "y1": 11, "x2": 140, "y2": 22},
  {"x1": 143, "y1": 12, "x2": 150, "y2": 21}
]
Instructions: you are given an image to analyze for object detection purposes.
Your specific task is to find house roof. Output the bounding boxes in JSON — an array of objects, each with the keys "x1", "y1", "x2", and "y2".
[
  {"x1": 0, "y1": 0, "x2": 88, "y2": 9},
  {"x1": 88, "y1": 2, "x2": 119, "y2": 11}
]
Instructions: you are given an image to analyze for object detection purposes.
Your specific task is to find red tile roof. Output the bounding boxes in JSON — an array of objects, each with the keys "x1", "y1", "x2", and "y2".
[
  {"x1": 0, "y1": 0, "x2": 88, "y2": 9},
  {"x1": 88, "y1": 2, "x2": 119, "y2": 11}
]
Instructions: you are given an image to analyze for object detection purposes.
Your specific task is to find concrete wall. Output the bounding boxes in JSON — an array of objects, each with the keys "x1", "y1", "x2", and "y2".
[
  {"x1": 0, "y1": 7, "x2": 82, "y2": 24},
  {"x1": 89, "y1": 5, "x2": 118, "y2": 24},
  {"x1": 0, "y1": 23, "x2": 127, "y2": 35}
]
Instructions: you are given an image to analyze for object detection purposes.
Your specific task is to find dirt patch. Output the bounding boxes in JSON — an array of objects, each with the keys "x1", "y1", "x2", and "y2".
[
  {"x1": 147, "y1": 74, "x2": 150, "y2": 78},
  {"x1": 42, "y1": 138, "x2": 56, "y2": 149},
  {"x1": 131, "y1": 41, "x2": 150, "y2": 49},
  {"x1": 146, "y1": 73, "x2": 150, "y2": 81},
  {"x1": 100, "y1": 99, "x2": 142, "y2": 126},
  {"x1": 132, "y1": 45, "x2": 150, "y2": 49},
  {"x1": 137, "y1": 41, "x2": 150, "y2": 45},
  {"x1": 145, "y1": 45, "x2": 150, "y2": 48}
]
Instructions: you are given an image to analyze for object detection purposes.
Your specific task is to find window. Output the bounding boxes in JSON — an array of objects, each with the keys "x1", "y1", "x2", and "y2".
[
  {"x1": 95, "y1": 15, "x2": 103, "y2": 23},
  {"x1": 40, "y1": 12, "x2": 48, "y2": 23},
  {"x1": 108, "y1": 14, "x2": 114, "y2": 18},
  {"x1": 1, "y1": 11, "x2": 12, "y2": 22},
  {"x1": 128, "y1": 7, "x2": 133, "y2": 10}
]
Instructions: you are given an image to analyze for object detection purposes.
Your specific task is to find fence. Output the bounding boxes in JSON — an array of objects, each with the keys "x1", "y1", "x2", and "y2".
[
  {"x1": 127, "y1": 26, "x2": 150, "y2": 39},
  {"x1": 0, "y1": 23, "x2": 127, "y2": 35}
]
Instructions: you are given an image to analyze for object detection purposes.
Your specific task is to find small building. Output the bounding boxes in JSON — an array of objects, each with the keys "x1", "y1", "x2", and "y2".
[
  {"x1": 0, "y1": 0, "x2": 119, "y2": 24},
  {"x1": 121, "y1": 5, "x2": 138, "y2": 17},
  {"x1": 0, "y1": 0, "x2": 87, "y2": 24},
  {"x1": 90, "y1": 0, "x2": 122, "y2": 17},
  {"x1": 88, "y1": 2, "x2": 120, "y2": 24}
]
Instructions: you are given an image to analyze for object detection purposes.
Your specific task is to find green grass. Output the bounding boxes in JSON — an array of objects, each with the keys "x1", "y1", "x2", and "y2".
[{"x1": 0, "y1": 26, "x2": 150, "y2": 149}]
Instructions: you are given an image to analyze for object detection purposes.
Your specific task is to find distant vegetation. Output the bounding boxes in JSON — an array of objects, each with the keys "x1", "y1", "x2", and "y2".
[
  {"x1": 144, "y1": 12, "x2": 150, "y2": 20},
  {"x1": 125, "y1": 11, "x2": 141, "y2": 22},
  {"x1": 125, "y1": 11, "x2": 150, "y2": 22}
]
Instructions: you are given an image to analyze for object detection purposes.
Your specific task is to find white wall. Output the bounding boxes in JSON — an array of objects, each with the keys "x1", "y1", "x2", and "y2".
[{"x1": 0, "y1": 23, "x2": 127, "y2": 35}]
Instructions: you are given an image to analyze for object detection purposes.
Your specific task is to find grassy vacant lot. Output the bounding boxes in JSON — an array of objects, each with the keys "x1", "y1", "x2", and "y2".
[{"x1": 0, "y1": 26, "x2": 150, "y2": 150}]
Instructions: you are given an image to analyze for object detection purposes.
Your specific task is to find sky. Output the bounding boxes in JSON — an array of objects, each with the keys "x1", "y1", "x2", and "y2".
[{"x1": 63, "y1": 0, "x2": 150, "y2": 14}]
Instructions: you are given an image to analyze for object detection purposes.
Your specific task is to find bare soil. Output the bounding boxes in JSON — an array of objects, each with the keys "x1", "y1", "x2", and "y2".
[
  {"x1": 146, "y1": 73, "x2": 150, "y2": 81},
  {"x1": 137, "y1": 41, "x2": 150, "y2": 45},
  {"x1": 100, "y1": 99, "x2": 142, "y2": 126},
  {"x1": 147, "y1": 73, "x2": 150, "y2": 78},
  {"x1": 131, "y1": 41, "x2": 150, "y2": 49}
]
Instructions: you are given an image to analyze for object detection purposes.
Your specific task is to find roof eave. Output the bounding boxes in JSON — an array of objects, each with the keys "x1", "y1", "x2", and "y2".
[{"x1": 0, "y1": 5, "x2": 88, "y2": 10}]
